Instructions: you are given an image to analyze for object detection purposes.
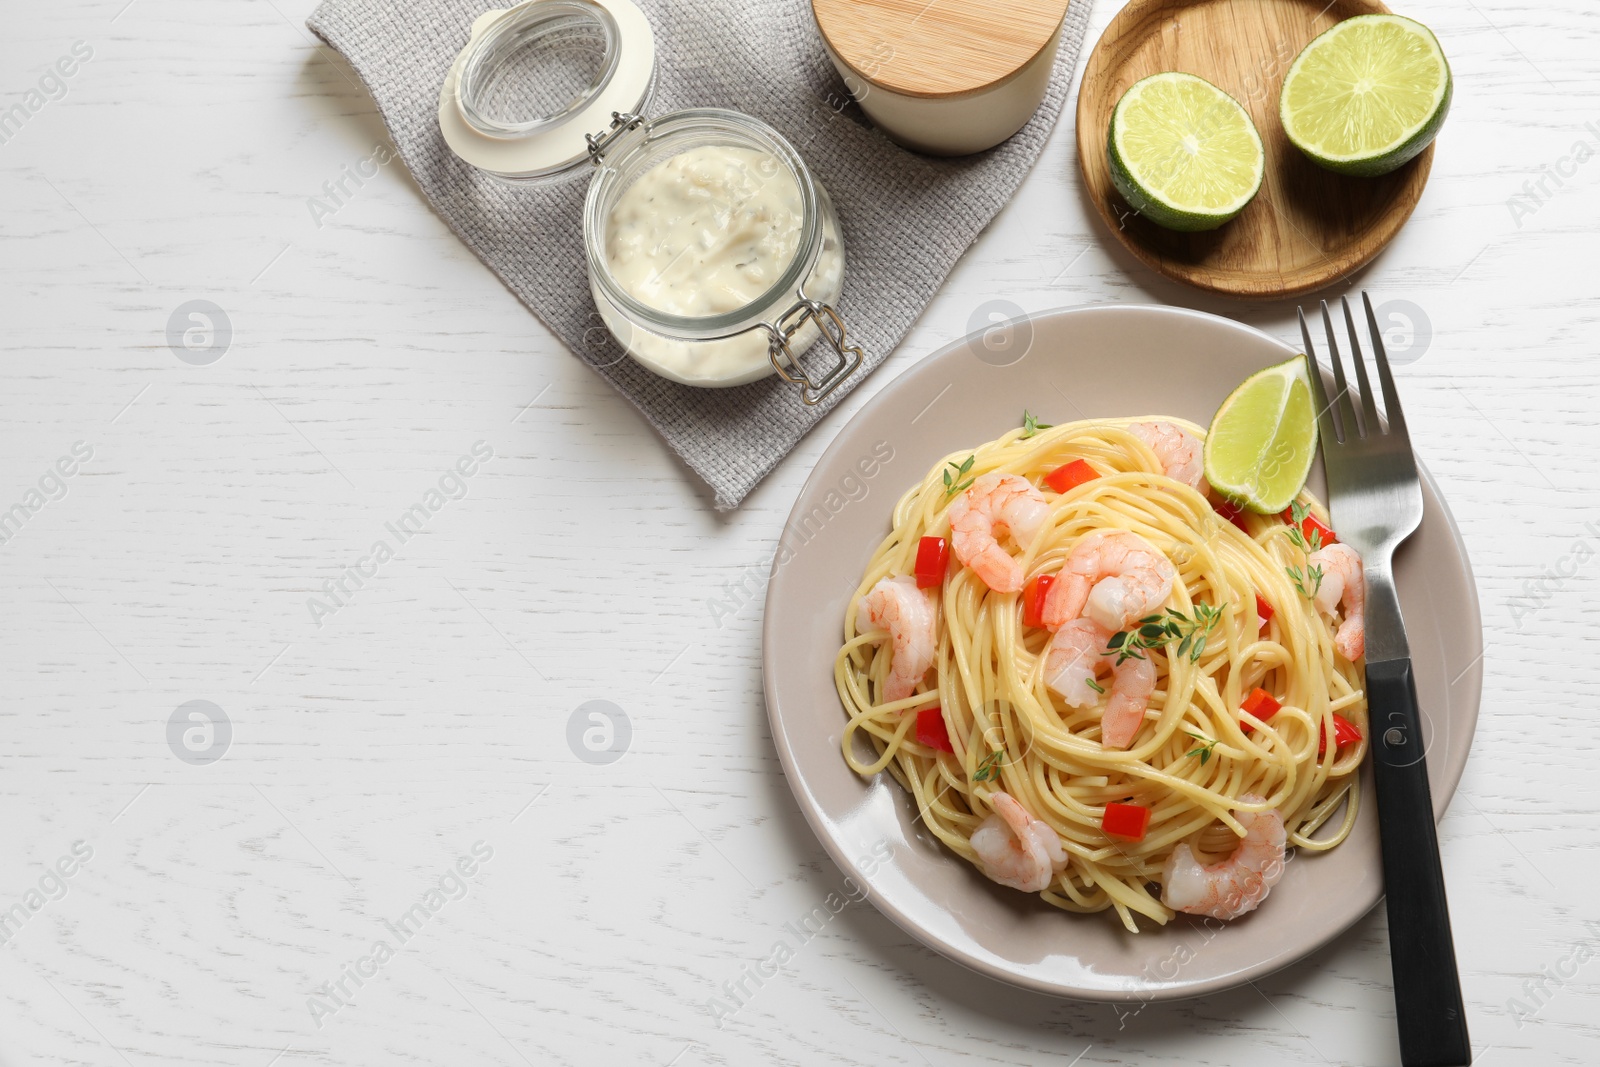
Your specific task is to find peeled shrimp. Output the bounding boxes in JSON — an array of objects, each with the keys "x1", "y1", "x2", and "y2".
[
  {"x1": 970, "y1": 791, "x2": 1068, "y2": 893},
  {"x1": 1128, "y1": 421, "x2": 1207, "y2": 493},
  {"x1": 856, "y1": 576, "x2": 937, "y2": 703},
  {"x1": 1043, "y1": 618, "x2": 1156, "y2": 749},
  {"x1": 1160, "y1": 798, "x2": 1287, "y2": 921},
  {"x1": 1101, "y1": 654, "x2": 1157, "y2": 750},
  {"x1": 1043, "y1": 618, "x2": 1113, "y2": 707},
  {"x1": 1310, "y1": 543, "x2": 1365, "y2": 661},
  {"x1": 1042, "y1": 530, "x2": 1176, "y2": 632},
  {"x1": 947, "y1": 472, "x2": 1051, "y2": 593}
]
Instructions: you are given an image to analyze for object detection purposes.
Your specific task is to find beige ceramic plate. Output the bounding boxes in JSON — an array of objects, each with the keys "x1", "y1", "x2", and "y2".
[{"x1": 762, "y1": 304, "x2": 1481, "y2": 1000}]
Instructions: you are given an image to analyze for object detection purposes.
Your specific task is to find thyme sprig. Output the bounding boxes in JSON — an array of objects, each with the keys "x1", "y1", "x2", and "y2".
[
  {"x1": 973, "y1": 749, "x2": 1006, "y2": 782},
  {"x1": 1285, "y1": 501, "x2": 1326, "y2": 599},
  {"x1": 943, "y1": 454, "x2": 976, "y2": 498},
  {"x1": 1287, "y1": 562, "x2": 1326, "y2": 600},
  {"x1": 1184, "y1": 730, "x2": 1220, "y2": 765},
  {"x1": 1021, "y1": 410, "x2": 1053, "y2": 439},
  {"x1": 1104, "y1": 603, "x2": 1225, "y2": 665},
  {"x1": 1285, "y1": 500, "x2": 1324, "y2": 553}
]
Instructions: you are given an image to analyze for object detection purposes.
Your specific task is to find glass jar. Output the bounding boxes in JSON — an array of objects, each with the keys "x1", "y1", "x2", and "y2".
[{"x1": 438, "y1": 0, "x2": 863, "y2": 403}]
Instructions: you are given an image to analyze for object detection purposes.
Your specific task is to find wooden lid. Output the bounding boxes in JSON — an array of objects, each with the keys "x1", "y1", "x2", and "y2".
[{"x1": 813, "y1": 0, "x2": 1071, "y2": 98}]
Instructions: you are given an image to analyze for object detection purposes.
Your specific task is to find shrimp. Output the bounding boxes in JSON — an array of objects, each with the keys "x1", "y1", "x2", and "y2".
[
  {"x1": 1041, "y1": 530, "x2": 1176, "y2": 632},
  {"x1": 970, "y1": 791, "x2": 1068, "y2": 893},
  {"x1": 1160, "y1": 798, "x2": 1287, "y2": 921},
  {"x1": 1043, "y1": 618, "x2": 1113, "y2": 707},
  {"x1": 1101, "y1": 654, "x2": 1157, "y2": 750},
  {"x1": 1309, "y1": 543, "x2": 1365, "y2": 661},
  {"x1": 1043, "y1": 619, "x2": 1157, "y2": 748},
  {"x1": 947, "y1": 472, "x2": 1051, "y2": 593},
  {"x1": 856, "y1": 576, "x2": 937, "y2": 703},
  {"x1": 1128, "y1": 421, "x2": 1207, "y2": 493}
]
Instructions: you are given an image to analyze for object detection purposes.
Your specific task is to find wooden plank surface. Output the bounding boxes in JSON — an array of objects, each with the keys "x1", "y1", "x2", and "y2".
[{"x1": 1, "y1": 0, "x2": 1597, "y2": 1063}]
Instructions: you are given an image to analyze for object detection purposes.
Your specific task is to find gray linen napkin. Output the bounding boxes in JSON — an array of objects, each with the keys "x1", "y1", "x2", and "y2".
[{"x1": 308, "y1": 0, "x2": 1092, "y2": 509}]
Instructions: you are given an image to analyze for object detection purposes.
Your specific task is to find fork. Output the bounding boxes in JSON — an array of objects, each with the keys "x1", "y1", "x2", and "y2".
[{"x1": 1300, "y1": 293, "x2": 1472, "y2": 1067}]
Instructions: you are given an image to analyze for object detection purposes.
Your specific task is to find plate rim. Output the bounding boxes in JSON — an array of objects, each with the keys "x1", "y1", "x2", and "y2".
[{"x1": 761, "y1": 302, "x2": 1482, "y2": 1001}]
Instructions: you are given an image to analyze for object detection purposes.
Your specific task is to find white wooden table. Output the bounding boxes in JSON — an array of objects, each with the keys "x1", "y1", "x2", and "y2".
[{"x1": 1, "y1": 0, "x2": 1595, "y2": 1063}]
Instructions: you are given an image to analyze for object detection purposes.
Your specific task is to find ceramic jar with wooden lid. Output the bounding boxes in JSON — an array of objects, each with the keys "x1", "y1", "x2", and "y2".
[{"x1": 812, "y1": 0, "x2": 1071, "y2": 156}]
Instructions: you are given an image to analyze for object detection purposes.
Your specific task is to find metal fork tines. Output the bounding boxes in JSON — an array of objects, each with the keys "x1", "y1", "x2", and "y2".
[
  {"x1": 1300, "y1": 291, "x2": 1472, "y2": 1067},
  {"x1": 1298, "y1": 293, "x2": 1424, "y2": 664}
]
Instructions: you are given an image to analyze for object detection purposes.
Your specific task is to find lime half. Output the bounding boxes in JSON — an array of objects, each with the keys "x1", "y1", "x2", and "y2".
[
  {"x1": 1108, "y1": 72, "x2": 1265, "y2": 232},
  {"x1": 1204, "y1": 356, "x2": 1317, "y2": 514},
  {"x1": 1280, "y1": 14, "x2": 1452, "y2": 177}
]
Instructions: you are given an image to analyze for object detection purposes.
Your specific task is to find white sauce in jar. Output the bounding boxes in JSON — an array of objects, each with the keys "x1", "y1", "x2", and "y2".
[{"x1": 599, "y1": 145, "x2": 844, "y2": 385}]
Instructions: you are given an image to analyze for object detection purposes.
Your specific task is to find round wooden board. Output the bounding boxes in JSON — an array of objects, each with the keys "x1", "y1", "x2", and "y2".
[{"x1": 1075, "y1": 0, "x2": 1434, "y2": 299}]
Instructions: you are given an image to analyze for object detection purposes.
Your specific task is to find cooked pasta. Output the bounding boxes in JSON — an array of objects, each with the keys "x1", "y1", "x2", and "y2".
[{"x1": 834, "y1": 417, "x2": 1368, "y2": 932}]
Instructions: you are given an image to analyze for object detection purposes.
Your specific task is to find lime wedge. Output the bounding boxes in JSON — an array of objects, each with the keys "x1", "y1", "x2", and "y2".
[
  {"x1": 1280, "y1": 14, "x2": 1452, "y2": 177},
  {"x1": 1108, "y1": 72, "x2": 1265, "y2": 232},
  {"x1": 1204, "y1": 357, "x2": 1318, "y2": 514}
]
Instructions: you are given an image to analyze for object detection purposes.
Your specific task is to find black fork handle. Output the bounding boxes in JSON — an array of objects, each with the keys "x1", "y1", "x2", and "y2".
[{"x1": 1367, "y1": 657, "x2": 1472, "y2": 1066}]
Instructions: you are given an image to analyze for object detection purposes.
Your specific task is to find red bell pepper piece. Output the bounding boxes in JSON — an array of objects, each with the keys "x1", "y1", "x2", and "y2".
[
  {"x1": 1281, "y1": 506, "x2": 1337, "y2": 546},
  {"x1": 1044, "y1": 459, "x2": 1098, "y2": 495},
  {"x1": 914, "y1": 536, "x2": 949, "y2": 588},
  {"x1": 1241, "y1": 687, "x2": 1281, "y2": 718},
  {"x1": 1022, "y1": 573, "x2": 1055, "y2": 629},
  {"x1": 916, "y1": 707, "x2": 954, "y2": 753},
  {"x1": 1215, "y1": 500, "x2": 1252, "y2": 533},
  {"x1": 1240, "y1": 687, "x2": 1281, "y2": 734},
  {"x1": 1319, "y1": 713, "x2": 1363, "y2": 756},
  {"x1": 1255, "y1": 593, "x2": 1275, "y2": 628},
  {"x1": 1102, "y1": 802, "x2": 1151, "y2": 843}
]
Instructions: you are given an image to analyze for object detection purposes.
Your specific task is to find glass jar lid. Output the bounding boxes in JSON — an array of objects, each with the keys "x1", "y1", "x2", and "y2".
[
  {"x1": 438, "y1": 0, "x2": 657, "y2": 182},
  {"x1": 437, "y1": 0, "x2": 866, "y2": 404}
]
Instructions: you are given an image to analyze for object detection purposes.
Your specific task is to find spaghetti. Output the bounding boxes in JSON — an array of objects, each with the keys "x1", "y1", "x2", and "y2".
[{"x1": 834, "y1": 417, "x2": 1367, "y2": 931}]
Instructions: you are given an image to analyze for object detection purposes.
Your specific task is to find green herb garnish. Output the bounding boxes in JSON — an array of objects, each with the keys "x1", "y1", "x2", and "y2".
[
  {"x1": 973, "y1": 748, "x2": 1006, "y2": 782},
  {"x1": 943, "y1": 454, "x2": 976, "y2": 498},
  {"x1": 1285, "y1": 501, "x2": 1324, "y2": 553},
  {"x1": 1284, "y1": 502, "x2": 1325, "y2": 599},
  {"x1": 1287, "y1": 562, "x2": 1325, "y2": 600},
  {"x1": 1021, "y1": 410, "x2": 1053, "y2": 439},
  {"x1": 1184, "y1": 730, "x2": 1219, "y2": 765},
  {"x1": 1105, "y1": 603, "x2": 1225, "y2": 665},
  {"x1": 1085, "y1": 677, "x2": 1106, "y2": 695}
]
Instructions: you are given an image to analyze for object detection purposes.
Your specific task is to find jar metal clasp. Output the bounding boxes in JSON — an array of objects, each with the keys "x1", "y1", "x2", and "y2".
[
  {"x1": 764, "y1": 293, "x2": 864, "y2": 406},
  {"x1": 585, "y1": 111, "x2": 644, "y2": 166}
]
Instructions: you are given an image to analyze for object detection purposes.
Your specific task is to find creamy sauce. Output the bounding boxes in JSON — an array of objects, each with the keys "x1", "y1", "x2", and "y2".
[{"x1": 599, "y1": 145, "x2": 844, "y2": 385}]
